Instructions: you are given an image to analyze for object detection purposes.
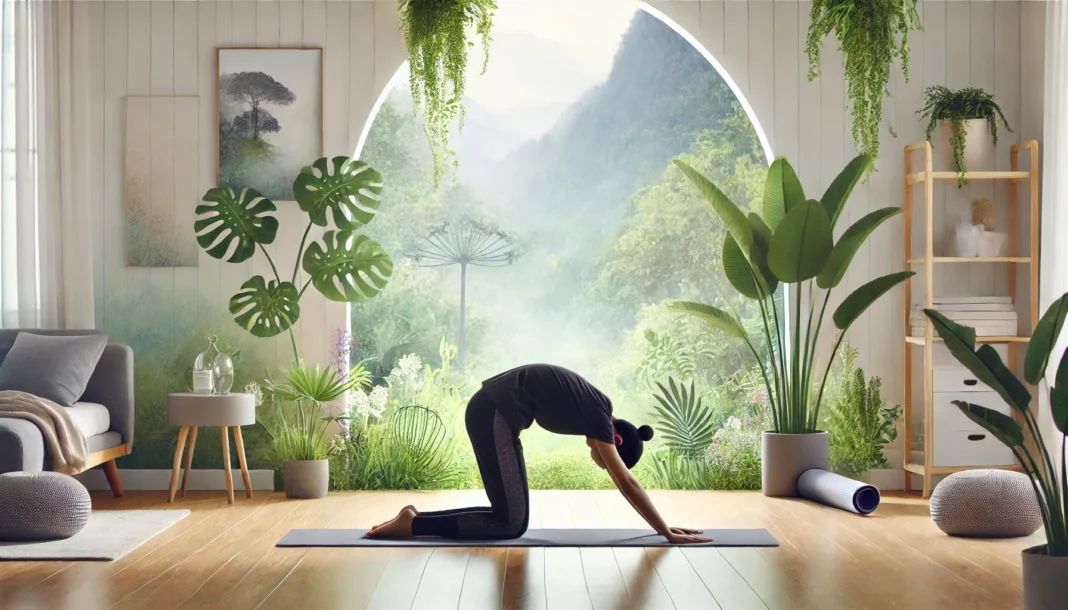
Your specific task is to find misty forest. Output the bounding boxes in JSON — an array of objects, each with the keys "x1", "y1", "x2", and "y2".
[{"x1": 335, "y1": 10, "x2": 865, "y2": 491}]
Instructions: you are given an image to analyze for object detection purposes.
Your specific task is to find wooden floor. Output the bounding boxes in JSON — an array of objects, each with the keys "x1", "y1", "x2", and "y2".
[{"x1": 0, "y1": 490, "x2": 1037, "y2": 610}]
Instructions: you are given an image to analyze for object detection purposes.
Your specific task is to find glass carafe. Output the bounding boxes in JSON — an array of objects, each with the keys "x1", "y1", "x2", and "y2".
[
  {"x1": 212, "y1": 350, "x2": 234, "y2": 394},
  {"x1": 192, "y1": 336, "x2": 221, "y2": 394}
]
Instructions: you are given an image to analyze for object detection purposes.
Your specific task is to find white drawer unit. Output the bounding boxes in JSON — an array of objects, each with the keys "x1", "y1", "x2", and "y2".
[{"x1": 932, "y1": 370, "x2": 1016, "y2": 467}]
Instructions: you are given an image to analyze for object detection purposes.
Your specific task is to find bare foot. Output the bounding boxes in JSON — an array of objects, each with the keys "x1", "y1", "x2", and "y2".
[
  {"x1": 373, "y1": 505, "x2": 418, "y2": 531},
  {"x1": 367, "y1": 507, "x2": 416, "y2": 538}
]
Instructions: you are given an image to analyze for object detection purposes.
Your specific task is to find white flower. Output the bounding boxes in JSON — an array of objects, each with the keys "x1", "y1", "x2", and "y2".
[
  {"x1": 389, "y1": 353, "x2": 423, "y2": 385},
  {"x1": 724, "y1": 416, "x2": 742, "y2": 431},
  {"x1": 350, "y1": 389, "x2": 371, "y2": 418},
  {"x1": 369, "y1": 386, "x2": 389, "y2": 417},
  {"x1": 245, "y1": 382, "x2": 263, "y2": 407}
]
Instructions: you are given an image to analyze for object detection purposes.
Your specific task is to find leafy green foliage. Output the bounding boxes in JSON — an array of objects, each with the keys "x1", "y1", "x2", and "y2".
[
  {"x1": 641, "y1": 425, "x2": 762, "y2": 491},
  {"x1": 924, "y1": 296, "x2": 1068, "y2": 557},
  {"x1": 195, "y1": 187, "x2": 278, "y2": 263},
  {"x1": 294, "y1": 157, "x2": 384, "y2": 230},
  {"x1": 650, "y1": 378, "x2": 717, "y2": 456},
  {"x1": 526, "y1": 453, "x2": 615, "y2": 490},
  {"x1": 826, "y1": 367, "x2": 900, "y2": 477},
  {"x1": 818, "y1": 207, "x2": 902, "y2": 289},
  {"x1": 919, "y1": 86, "x2": 1013, "y2": 186},
  {"x1": 229, "y1": 276, "x2": 301, "y2": 338},
  {"x1": 399, "y1": 0, "x2": 496, "y2": 185},
  {"x1": 806, "y1": 0, "x2": 921, "y2": 163},
  {"x1": 1024, "y1": 293, "x2": 1068, "y2": 384},
  {"x1": 302, "y1": 232, "x2": 394, "y2": 302},
  {"x1": 767, "y1": 200, "x2": 833, "y2": 283}
]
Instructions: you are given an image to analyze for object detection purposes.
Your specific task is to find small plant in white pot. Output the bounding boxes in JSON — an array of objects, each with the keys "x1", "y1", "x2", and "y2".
[
  {"x1": 918, "y1": 86, "x2": 1012, "y2": 187},
  {"x1": 671, "y1": 154, "x2": 913, "y2": 496},
  {"x1": 263, "y1": 361, "x2": 371, "y2": 499},
  {"x1": 924, "y1": 296, "x2": 1068, "y2": 610}
]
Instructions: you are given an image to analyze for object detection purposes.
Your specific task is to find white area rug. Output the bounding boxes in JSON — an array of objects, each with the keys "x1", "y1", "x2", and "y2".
[{"x1": 0, "y1": 510, "x2": 190, "y2": 561}]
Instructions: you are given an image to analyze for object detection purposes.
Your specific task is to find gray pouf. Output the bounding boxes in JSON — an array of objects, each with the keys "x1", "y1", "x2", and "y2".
[
  {"x1": 930, "y1": 469, "x2": 1042, "y2": 538},
  {"x1": 0, "y1": 471, "x2": 91, "y2": 541}
]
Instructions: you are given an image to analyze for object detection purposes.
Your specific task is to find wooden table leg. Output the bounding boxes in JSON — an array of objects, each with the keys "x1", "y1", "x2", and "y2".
[
  {"x1": 180, "y1": 426, "x2": 198, "y2": 497},
  {"x1": 220, "y1": 426, "x2": 235, "y2": 505},
  {"x1": 168, "y1": 426, "x2": 190, "y2": 503},
  {"x1": 232, "y1": 426, "x2": 253, "y2": 499}
]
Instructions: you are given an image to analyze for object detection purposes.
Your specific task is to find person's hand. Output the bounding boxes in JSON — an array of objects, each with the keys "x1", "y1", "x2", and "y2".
[{"x1": 664, "y1": 527, "x2": 712, "y2": 544}]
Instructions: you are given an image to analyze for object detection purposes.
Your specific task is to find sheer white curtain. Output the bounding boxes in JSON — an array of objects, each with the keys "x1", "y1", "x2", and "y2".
[
  {"x1": 0, "y1": 0, "x2": 93, "y2": 330},
  {"x1": 1041, "y1": 0, "x2": 1068, "y2": 468}
]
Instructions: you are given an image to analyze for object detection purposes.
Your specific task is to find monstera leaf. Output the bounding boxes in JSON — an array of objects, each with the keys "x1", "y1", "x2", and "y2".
[
  {"x1": 228, "y1": 276, "x2": 300, "y2": 338},
  {"x1": 194, "y1": 187, "x2": 278, "y2": 263},
  {"x1": 293, "y1": 157, "x2": 384, "y2": 230},
  {"x1": 302, "y1": 231, "x2": 393, "y2": 302}
]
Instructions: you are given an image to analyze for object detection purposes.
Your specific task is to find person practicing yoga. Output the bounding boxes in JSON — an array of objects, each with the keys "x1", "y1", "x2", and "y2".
[{"x1": 367, "y1": 363, "x2": 711, "y2": 544}]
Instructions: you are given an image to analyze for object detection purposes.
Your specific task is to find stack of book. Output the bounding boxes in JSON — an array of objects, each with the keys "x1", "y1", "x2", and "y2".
[{"x1": 910, "y1": 296, "x2": 1018, "y2": 337}]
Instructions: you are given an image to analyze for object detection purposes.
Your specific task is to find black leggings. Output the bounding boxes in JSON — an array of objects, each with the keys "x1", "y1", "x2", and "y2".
[{"x1": 410, "y1": 389, "x2": 530, "y2": 539}]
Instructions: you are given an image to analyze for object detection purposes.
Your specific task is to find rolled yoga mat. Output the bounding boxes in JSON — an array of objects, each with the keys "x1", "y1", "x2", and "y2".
[
  {"x1": 277, "y1": 528, "x2": 779, "y2": 548},
  {"x1": 797, "y1": 469, "x2": 881, "y2": 515}
]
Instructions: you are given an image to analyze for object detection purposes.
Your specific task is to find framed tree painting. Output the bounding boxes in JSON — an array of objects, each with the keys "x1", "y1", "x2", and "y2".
[{"x1": 217, "y1": 48, "x2": 323, "y2": 201}]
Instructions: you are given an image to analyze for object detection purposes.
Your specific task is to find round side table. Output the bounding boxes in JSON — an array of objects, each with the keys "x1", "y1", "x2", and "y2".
[{"x1": 166, "y1": 393, "x2": 256, "y2": 505}]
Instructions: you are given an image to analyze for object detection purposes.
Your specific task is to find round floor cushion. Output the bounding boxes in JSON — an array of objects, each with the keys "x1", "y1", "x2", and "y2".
[
  {"x1": 930, "y1": 470, "x2": 1042, "y2": 538},
  {"x1": 0, "y1": 471, "x2": 91, "y2": 541}
]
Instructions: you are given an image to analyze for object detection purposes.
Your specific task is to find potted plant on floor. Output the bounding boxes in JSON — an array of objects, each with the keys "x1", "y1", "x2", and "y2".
[
  {"x1": 924, "y1": 296, "x2": 1068, "y2": 610},
  {"x1": 670, "y1": 154, "x2": 913, "y2": 496},
  {"x1": 918, "y1": 86, "x2": 1013, "y2": 187},
  {"x1": 263, "y1": 360, "x2": 371, "y2": 499}
]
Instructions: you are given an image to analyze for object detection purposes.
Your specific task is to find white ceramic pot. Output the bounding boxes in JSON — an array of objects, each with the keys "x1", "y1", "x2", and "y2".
[
  {"x1": 934, "y1": 119, "x2": 994, "y2": 176},
  {"x1": 761, "y1": 431, "x2": 829, "y2": 497},
  {"x1": 1022, "y1": 544, "x2": 1068, "y2": 610},
  {"x1": 282, "y1": 460, "x2": 329, "y2": 499}
]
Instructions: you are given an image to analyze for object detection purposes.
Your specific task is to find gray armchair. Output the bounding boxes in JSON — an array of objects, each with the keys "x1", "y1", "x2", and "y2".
[{"x1": 0, "y1": 329, "x2": 134, "y2": 496}]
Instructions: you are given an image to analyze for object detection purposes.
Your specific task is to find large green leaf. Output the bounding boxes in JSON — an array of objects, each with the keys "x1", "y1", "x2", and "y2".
[
  {"x1": 954, "y1": 401, "x2": 1026, "y2": 448},
  {"x1": 762, "y1": 158, "x2": 805, "y2": 231},
  {"x1": 1050, "y1": 387, "x2": 1068, "y2": 435},
  {"x1": 229, "y1": 276, "x2": 300, "y2": 338},
  {"x1": 194, "y1": 187, "x2": 278, "y2": 263},
  {"x1": 1056, "y1": 345, "x2": 1068, "y2": 399},
  {"x1": 673, "y1": 160, "x2": 753, "y2": 259},
  {"x1": 768, "y1": 199, "x2": 833, "y2": 283},
  {"x1": 651, "y1": 378, "x2": 717, "y2": 456},
  {"x1": 667, "y1": 301, "x2": 747, "y2": 339},
  {"x1": 817, "y1": 207, "x2": 902, "y2": 289},
  {"x1": 302, "y1": 231, "x2": 393, "y2": 302},
  {"x1": 821, "y1": 154, "x2": 872, "y2": 228},
  {"x1": 293, "y1": 157, "x2": 384, "y2": 230},
  {"x1": 833, "y1": 271, "x2": 914, "y2": 330},
  {"x1": 1024, "y1": 293, "x2": 1068, "y2": 384},
  {"x1": 747, "y1": 213, "x2": 779, "y2": 294},
  {"x1": 722, "y1": 236, "x2": 761, "y2": 300},
  {"x1": 924, "y1": 310, "x2": 1033, "y2": 414}
]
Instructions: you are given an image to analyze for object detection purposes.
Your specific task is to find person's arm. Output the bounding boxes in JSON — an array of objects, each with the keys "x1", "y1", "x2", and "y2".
[{"x1": 592, "y1": 439, "x2": 711, "y2": 544}]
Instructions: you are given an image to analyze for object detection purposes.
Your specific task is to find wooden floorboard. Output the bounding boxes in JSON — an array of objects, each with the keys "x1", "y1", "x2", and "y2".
[{"x1": 0, "y1": 490, "x2": 1037, "y2": 610}]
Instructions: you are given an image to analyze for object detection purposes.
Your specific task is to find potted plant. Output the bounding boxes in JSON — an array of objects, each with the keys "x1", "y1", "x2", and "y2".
[
  {"x1": 399, "y1": 0, "x2": 496, "y2": 185},
  {"x1": 671, "y1": 154, "x2": 913, "y2": 496},
  {"x1": 924, "y1": 296, "x2": 1068, "y2": 610},
  {"x1": 263, "y1": 360, "x2": 371, "y2": 498},
  {"x1": 806, "y1": 0, "x2": 921, "y2": 164},
  {"x1": 918, "y1": 86, "x2": 1013, "y2": 187}
]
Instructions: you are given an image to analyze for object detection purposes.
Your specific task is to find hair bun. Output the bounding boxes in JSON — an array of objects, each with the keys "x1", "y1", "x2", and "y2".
[{"x1": 638, "y1": 425, "x2": 654, "y2": 441}]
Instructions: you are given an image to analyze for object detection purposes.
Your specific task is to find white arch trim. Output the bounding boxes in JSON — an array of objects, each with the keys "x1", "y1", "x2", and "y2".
[{"x1": 354, "y1": 2, "x2": 774, "y2": 166}]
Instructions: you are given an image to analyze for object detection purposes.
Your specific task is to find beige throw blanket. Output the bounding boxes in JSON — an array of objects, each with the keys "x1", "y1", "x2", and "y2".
[{"x1": 0, "y1": 390, "x2": 88, "y2": 474}]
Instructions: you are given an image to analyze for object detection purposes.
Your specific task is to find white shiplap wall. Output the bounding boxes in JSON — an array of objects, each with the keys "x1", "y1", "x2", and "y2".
[{"x1": 79, "y1": 1, "x2": 1045, "y2": 426}]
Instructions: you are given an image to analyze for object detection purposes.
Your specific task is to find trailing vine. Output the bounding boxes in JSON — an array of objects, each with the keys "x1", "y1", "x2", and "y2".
[
  {"x1": 918, "y1": 86, "x2": 1012, "y2": 187},
  {"x1": 806, "y1": 0, "x2": 921, "y2": 165},
  {"x1": 399, "y1": 0, "x2": 496, "y2": 186}
]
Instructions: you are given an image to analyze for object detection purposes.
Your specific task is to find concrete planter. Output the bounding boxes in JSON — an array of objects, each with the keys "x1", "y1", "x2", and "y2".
[
  {"x1": 934, "y1": 119, "x2": 993, "y2": 175},
  {"x1": 282, "y1": 460, "x2": 329, "y2": 499},
  {"x1": 1022, "y1": 544, "x2": 1068, "y2": 610},
  {"x1": 761, "y1": 431, "x2": 829, "y2": 497}
]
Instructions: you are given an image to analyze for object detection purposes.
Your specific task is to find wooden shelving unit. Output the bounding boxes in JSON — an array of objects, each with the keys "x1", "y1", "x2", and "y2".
[{"x1": 902, "y1": 140, "x2": 1039, "y2": 498}]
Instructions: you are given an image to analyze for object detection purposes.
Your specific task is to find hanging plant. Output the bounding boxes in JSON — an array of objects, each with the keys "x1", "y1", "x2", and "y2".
[
  {"x1": 806, "y1": 0, "x2": 921, "y2": 165},
  {"x1": 918, "y1": 86, "x2": 1012, "y2": 187},
  {"x1": 399, "y1": 0, "x2": 496, "y2": 186}
]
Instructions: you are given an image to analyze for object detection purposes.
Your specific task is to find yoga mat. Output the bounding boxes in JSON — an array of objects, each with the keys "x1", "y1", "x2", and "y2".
[
  {"x1": 277, "y1": 528, "x2": 778, "y2": 548},
  {"x1": 797, "y1": 468, "x2": 880, "y2": 515}
]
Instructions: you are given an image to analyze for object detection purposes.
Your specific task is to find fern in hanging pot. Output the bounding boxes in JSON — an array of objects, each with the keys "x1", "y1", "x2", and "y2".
[
  {"x1": 806, "y1": 0, "x2": 921, "y2": 165},
  {"x1": 918, "y1": 86, "x2": 1013, "y2": 188},
  {"x1": 399, "y1": 0, "x2": 496, "y2": 186}
]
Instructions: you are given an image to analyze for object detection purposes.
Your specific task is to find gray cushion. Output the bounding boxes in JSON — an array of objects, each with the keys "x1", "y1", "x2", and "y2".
[
  {"x1": 930, "y1": 469, "x2": 1043, "y2": 538},
  {"x1": 0, "y1": 419, "x2": 46, "y2": 473},
  {"x1": 0, "y1": 471, "x2": 91, "y2": 541},
  {"x1": 0, "y1": 332, "x2": 107, "y2": 406}
]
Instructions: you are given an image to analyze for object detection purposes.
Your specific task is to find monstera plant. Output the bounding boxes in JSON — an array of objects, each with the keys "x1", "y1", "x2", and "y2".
[
  {"x1": 669, "y1": 154, "x2": 914, "y2": 496},
  {"x1": 195, "y1": 157, "x2": 393, "y2": 358}
]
